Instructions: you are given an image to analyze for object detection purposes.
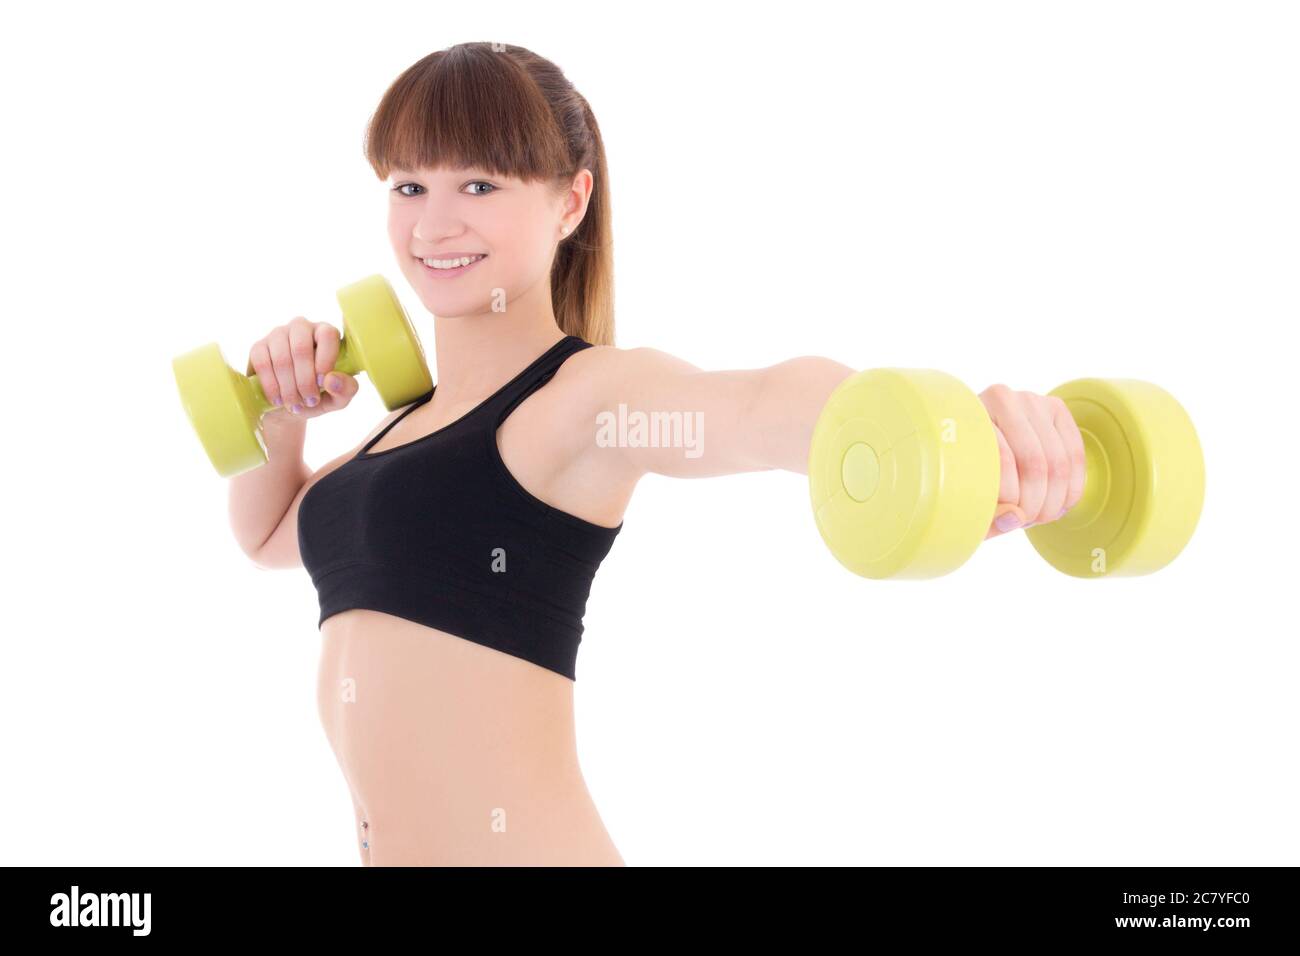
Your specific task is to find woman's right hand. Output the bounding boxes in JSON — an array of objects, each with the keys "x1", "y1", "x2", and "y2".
[{"x1": 247, "y1": 317, "x2": 360, "y2": 421}]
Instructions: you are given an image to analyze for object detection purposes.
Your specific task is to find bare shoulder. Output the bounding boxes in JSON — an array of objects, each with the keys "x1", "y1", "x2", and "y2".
[
  {"x1": 551, "y1": 343, "x2": 698, "y2": 410},
  {"x1": 529, "y1": 344, "x2": 650, "y2": 497},
  {"x1": 522, "y1": 343, "x2": 654, "y2": 464},
  {"x1": 576, "y1": 343, "x2": 697, "y2": 376}
]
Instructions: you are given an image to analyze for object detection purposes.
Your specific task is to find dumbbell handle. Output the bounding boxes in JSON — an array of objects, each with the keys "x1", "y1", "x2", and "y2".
[{"x1": 242, "y1": 336, "x2": 365, "y2": 416}]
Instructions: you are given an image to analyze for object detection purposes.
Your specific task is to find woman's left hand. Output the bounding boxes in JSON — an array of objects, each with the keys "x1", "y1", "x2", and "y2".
[{"x1": 978, "y1": 385, "x2": 1087, "y2": 540}]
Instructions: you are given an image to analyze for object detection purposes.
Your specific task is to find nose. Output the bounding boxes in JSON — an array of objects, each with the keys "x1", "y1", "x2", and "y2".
[{"x1": 413, "y1": 205, "x2": 464, "y2": 244}]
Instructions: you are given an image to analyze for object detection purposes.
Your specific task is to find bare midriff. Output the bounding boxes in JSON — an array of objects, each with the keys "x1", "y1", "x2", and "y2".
[{"x1": 316, "y1": 608, "x2": 624, "y2": 866}]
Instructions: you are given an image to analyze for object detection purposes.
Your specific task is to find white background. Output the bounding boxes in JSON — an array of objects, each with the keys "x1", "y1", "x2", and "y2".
[{"x1": 2, "y1": 0, "x2": 1296, "y2": 866}]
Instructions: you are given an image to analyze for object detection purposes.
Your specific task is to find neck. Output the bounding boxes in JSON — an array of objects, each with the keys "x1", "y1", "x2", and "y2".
[{"x1": 428, "y1": 278, "x2": 566, "y2": 399}]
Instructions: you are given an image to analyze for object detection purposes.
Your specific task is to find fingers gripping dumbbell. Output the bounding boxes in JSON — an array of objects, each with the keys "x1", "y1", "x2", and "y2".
[
  {"x1": 808, "y1": 369, "x2": 1205, "y2": 579},
  {"x1": 172, "y1": 275, "x2": 433, "y2": 478}
]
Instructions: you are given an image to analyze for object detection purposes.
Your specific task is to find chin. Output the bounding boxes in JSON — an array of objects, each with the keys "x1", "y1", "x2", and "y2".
[{"x1": 417, "y1": 293, "x2": 484, "y2": 318}]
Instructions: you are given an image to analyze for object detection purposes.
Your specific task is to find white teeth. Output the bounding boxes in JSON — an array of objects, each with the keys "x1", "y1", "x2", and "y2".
[{"x1": 422, "y1": 255, "x2": 483, "y2": 270}]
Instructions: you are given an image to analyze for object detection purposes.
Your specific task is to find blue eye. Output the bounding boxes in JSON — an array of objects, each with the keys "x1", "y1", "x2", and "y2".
[{"x1": 390, "y1": 181, "x2": 496, "y2": 197}]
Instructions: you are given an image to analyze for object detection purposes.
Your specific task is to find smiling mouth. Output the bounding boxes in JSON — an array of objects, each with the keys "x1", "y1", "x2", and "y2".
[{"x1": 415, "y1": 254, "x2": 488, "y2": 272}]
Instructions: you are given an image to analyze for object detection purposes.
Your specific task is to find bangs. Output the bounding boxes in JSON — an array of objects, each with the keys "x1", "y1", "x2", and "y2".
[{"x1": 364, "y1": 43, "x2": 571, "y2": 184}]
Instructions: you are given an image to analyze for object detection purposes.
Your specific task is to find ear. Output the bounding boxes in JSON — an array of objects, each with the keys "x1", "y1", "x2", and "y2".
[{"x1": 560, "y1": 168, "x2": 594, "y2": 231}]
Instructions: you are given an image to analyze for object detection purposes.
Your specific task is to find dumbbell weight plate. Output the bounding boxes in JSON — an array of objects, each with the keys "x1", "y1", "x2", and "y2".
[
  {"x1": 335, "y1": 275, "x2": 432, "y2": 411},
  {"x1": 174, "y1": 341, "x2": 273, "y2": 477},
  {"x1": 808, "y1": 368, "x2": 1001, "y2": 579},
  {"x1": 1025, "y1": 378, "x2": 1204, "y2": 577}
]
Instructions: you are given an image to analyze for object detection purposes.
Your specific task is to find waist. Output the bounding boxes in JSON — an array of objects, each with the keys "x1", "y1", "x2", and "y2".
[
  {"x1": 316, "y1": 609, "x2": 581, "y2": 771},
  {"x1": 316, "y1": 611, "x2": 618, "y2": 864}
]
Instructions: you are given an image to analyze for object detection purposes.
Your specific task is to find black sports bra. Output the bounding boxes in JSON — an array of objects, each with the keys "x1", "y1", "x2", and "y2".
[{"x1": 297, "y1": 335, "x2": 622, "y2": 680}]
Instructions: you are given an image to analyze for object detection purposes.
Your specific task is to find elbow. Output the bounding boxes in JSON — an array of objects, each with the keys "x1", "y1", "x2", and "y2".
[
  {"x1": 244, "y1": 546, "x2": 274, "y2": 571},
  {"x1": 249, "y1": 551, "x2": 301, "y2": 572},
  {"x1": 243, "y1": 542, "x2": 288, "y2": 572}
]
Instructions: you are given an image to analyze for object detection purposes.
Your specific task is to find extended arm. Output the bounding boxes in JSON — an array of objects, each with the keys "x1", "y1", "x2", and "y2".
[
  {"x1": 594, "y1": 347, "x2": 1085, "y2": 538},
  {"x1": 599, "y1": 347, "x2": 856, "y2": 479}
]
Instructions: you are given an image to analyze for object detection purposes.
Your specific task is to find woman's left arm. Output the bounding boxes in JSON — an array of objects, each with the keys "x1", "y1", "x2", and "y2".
[
  {"x1": 599, "y1": 347, "x2": 1086, "y2": 538},
  {"x1": 599, "y1": 347, "x2": 856, "y2": 478}
]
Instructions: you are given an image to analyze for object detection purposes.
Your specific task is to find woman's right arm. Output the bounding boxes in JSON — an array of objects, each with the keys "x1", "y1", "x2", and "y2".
[
  {"x1": 225, "y1": 315, "x2": 387, "y2": 570},
  {"x1": 228, "y1": 414, "x2": 312, "y2": 565}
]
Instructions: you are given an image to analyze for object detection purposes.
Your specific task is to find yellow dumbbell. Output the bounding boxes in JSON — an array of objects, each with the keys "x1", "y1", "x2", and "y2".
[
  {"x1": 808, "y1": 369, "x2": 1205, "y2": 579},
  {"x1": 172, "y1": 274, "x2": 432, "y2": 478}
]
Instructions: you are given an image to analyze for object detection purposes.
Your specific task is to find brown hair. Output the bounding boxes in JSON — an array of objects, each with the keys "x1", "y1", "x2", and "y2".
[{"x1": 363, "y1": 42, "x2": 614, "y2": 346}]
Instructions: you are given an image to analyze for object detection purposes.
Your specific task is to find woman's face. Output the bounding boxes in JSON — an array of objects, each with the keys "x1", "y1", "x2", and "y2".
[{"x1": 387, "y1": 164, "x2": 579, "y2": 320}]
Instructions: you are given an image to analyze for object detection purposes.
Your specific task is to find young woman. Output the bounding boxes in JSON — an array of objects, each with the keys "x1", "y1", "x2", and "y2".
[{"x1": 228, "y1": 42, "x2": 1083, "y2": 866}]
